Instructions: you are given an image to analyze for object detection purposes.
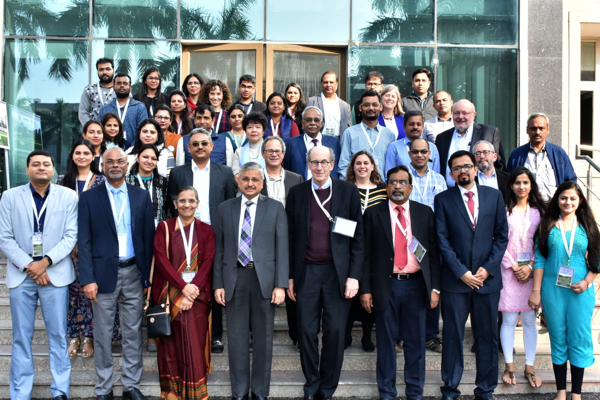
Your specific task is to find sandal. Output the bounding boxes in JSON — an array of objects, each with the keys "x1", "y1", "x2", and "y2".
[
  {"x1": 502, "y1": 368, "x2": 516, "y2": 385},
  {"x1": 524, "y1": 368, "x2": 542, "y2": 388},
  {"x1": 68, "y1": 338, "x2": 80, "y2": 359},
  {"x1": 81, "y1": 337, "x2": 94, "y2": 358}
]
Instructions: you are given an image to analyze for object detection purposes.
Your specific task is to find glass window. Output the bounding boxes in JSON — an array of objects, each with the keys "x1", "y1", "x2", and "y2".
[
  {"x1": 437, "y1": 47, "x2": 517, "y2": 153},
  {"x1": 437, "y1": 0, "x2": 517, "y2": 45},
  {"x1": 348, "y1": 45, "x2": 433, "y2": 107},
  {"x1": 92, "y1": 40, "x2": 181, "y2": 95},
  {"x1": 181, "y1": 0, "x2": 264, "y2": 40},
  {"x1": 4, "y1": 0, "x2": 89, "y2": 37},
  {"x1": 93, "y1": 0, "x2": 178, "y2": 39},
  {"x1": 4, "y1": 39, "x2": 89, "y2": 187},
  {"x1": 580, "y1": 91, "x2": 593, "y2": 156},
  {"x1": 352, "y1": 0, "x2": 433, "y2": 44},
  {"x1": 581, "y1": 42, "x2": 596, "y2": 81},
  {"x1": 272, "y1": 52, "x2": 340, "y2": 99},
  {"x1": 266, "y1": 0, "x2": 349, "y2": 42}
]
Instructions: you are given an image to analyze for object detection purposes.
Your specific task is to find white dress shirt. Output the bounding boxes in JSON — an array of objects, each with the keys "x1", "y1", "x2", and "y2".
[
  {"x1": 321, "y1": 93, "x2": 341, "y2": 137},
  {"x1": 477, "y1": 169, "x2": 499, "y2": 190},
  {"x1": 458, "y1": 183, "x2": 479, "y2": 226},
  {"x1": 304, "y1": 132, "x2": 323, "y2": 180},
  {"x1": 237, "y1": 195, "x2": 259, "y2": 259},
  {"x1": 445, "y1": 125, "x2": 474, "y2": 186},
  {"x1": 192, "y1": 160, "x2": 211, "y2": 225}
]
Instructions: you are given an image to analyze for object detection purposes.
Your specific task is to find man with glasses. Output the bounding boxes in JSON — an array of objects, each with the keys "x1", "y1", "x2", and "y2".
[
  {"x1": 406, "y1": 138, "x2": 446, "y2": 211},
  {"x1": 385, "y1": 110, "x2": 441, "y2": 177},
  {"x1": 352, "y1": 71, "x2": 384, "y2": 125},
  {"x1": 338, "y1": 90, "x2": 396, "y2": 179},
  {"x1": 98, "y1": 73, "x2": 149, "y2": 149},
  {"x1": 473, "y1": 140, "x2": 510, "y2": 200},
  {"x1": 286, "y1": 146, "x2": 364, "y2": 400},
  {"x1": 434, "y1": 150, "x2": 508, "y2": 400},
  {"x1": 307, "y1": 71, "x2": 352, "y2": 137},
  {"x1": 78, "y1": 147, "x2": 156, "y2": 400},
  {"x1": 436, "y1": 99, "x2": 506, "y2": 187},
  {"x1": 284, "y1": 106, "x2": 340, "y2": 180},
  {"x1": 176, "y1": 104, "x2": 227, "y2": 166},
  {"x1": 79, "y1": 57, "x2": 117, "y2": 126},
  {"x1": 233, "y1": 74, "x2": 267, "y2": 114}
]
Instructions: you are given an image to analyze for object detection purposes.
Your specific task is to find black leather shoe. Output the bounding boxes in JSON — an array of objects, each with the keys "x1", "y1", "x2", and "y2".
[
  {"x1": 440, "y1": 396, "x2": 454, "y2": 400},
  {"x1": 96, "y1": 392, "x2": 114, "y2": 400},
  {"x1": 231, "y1": 395, "x2": 249, "y2": 400},
  {"x1": 53, "y1": 396, "x2": 68, "y2": 400},
  {"x1": 251, "y1": 393, "x2": 268, "y2": 400},
  {"x1": 321, "y1": 395, "x2": 333, "y2": 400},
  {"x1": 304, "y1": 396, "x2": 316, "y2": 400},
  {"x1": 122, "y1": 388, "x2": 147, "y2": 400},
  {"x1": 212, "y1": 339, "x2": 224, "y2": 353}
]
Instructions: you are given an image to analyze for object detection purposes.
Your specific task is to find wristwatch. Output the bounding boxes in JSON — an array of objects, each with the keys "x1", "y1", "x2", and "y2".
[
  {"x1": 432, "y1": 289, "x2": 441, "y2": 294},
  {"x1": 44, "y1": 255, "x2": 53, "y2": 266}
]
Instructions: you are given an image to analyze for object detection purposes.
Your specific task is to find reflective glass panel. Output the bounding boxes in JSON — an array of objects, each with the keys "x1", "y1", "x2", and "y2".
[
  {"x1": 3, "y1": 39, "x2": 89, "y2": 186},
  {"x1": 266, "y1": 0, "x2": 349, "y2": 42},
  {"x1": 580, "y1": 91, "x2": 593, "y2": 157},
  {"x1": 272, "y1": 52, "x2": 339, "y2": 99},
  {"x1": 438, "y1": 0, "x2": 518, "y2": 45},
  {"x1": 92, "y1": 40, "x2": 181, "y2": 96},
  {"x1": 181, "y1": 0, "x2": 264, "y2": 40},
  {"x1": 437, "y1": 47, "x2": 517, "y2": 152},
  {"x1": 352, "y1": 0, "x2": 433, "y2": 43},
  {"x1": 5, "y1": 0, "x2": 88, "y2": 37},
  {"x1": 93, "y1": 0, "x2": 178, "y2": 39},
  {"x1": 581, "y1": 42, "x2": 596, "y2": 81}
]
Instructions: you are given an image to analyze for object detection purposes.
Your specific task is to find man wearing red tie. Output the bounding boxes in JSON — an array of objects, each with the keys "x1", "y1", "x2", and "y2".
[
  {"x1": 360, "y1": 165, "x2": 440, "y2": 400},
  {"x1": 434, "y1": 150, "x2": 508, "y2": 400}
]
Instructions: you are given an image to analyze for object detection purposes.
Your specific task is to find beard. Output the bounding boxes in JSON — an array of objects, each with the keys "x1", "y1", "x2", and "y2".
[
  {"x1": 99, "y1": 74, "x2": 113, "y2": 84},
  {"x1": 391, "y1": 191, "x2": 405, "y2": 202},
  {"x1": 116, "y1": 91, "x2": 130, "y2": 99},
  {"x1": 458, "y1": 176, "x2": 472, "y2": 186},
  {"x1": 363, "y1": 113, "x2": 378, "y2": 121}
]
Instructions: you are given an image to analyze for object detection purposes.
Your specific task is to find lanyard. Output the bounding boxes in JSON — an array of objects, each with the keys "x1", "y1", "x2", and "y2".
[
  {"x1": 247, "y1": 103, "x2": 253, "y2": 114},
  {"x1": 361, "y1": 187, "x2": 370, "y2": 214},
  {"x1": 389, "y1": 201, "x2": 408, "y2": 238},
  {"x1": 215, "y1": 110, "x2": 223, "y2": 133},
  {"x1": 107, "y1": 188, "x2": 127, "y2": 231},
  {"x1": 178, "y1": 216, "x2": 195, "y2": 270},
  {"x1": 232, "y1": 131, "x2": 246, "y2": 148},
  {"x1": 270, "y1": 119, "x2": 280, "y2": 137},
  {"x1": 558, "y1": 215, "x2": 577, "y2": 265},
  {"x1": 98, "y1": 85, "x2": 114, "y2": 106},
  {"x1": 31, "y1": 194, "x2": 49, "y2": 233},
  {"x1": 136, "y1": 174, "x2": 153, "y2": 203},
  {"x1": 149, "y1": 104, "x2": 154, "y2": 117},
  {"x1": 360, "y1": 123, "x2": 382, "y2": 153},
  {"x1": 410, "y1": 169, "x2": 432, "y2": 204},
  {"x1": 176, "y1": 120, "x2": 182, "y2": 135},
  {"x1": 76, "y1": 171, "x2": 94, "y2": 196},
  {"x1": 311, "y1": 179, "x2": 334, "y2": 222},
  {"x1": 116, "y1": 98, "x2": 130, "y2": 123}
]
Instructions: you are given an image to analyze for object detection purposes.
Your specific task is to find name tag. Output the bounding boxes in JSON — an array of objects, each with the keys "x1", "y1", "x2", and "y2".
[
  {"x1": 409, "y1": 237, "x2": 426, "y2": 262},
  {"x1": 556, "y1": 266, "x2": 574, "y2": 288},
  {"x1": 325, "y1": 128, "x2": 335, "y2": 136},
  {"x1": 118, "y1": 234, "x2": 128, "y2": 257},
  {"x1": 182, "y1": 271, "x2": 196, "y2": 283},
  {"x1": 517, "y1": 252, "x2": 531, "y2": 267},
  {"x1": 32, "y1": 233, "x2": 43, "y2": 257},
  {"x1": 332, "y1": 216, "x2": 357, "y2": 238}
]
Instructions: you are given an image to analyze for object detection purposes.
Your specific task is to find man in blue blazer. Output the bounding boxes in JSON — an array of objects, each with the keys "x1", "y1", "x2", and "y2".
[
  {"x1": 283, "y1": 106, "x2": 340, "y2": 180},
  {"x1": 0, "y1": 150, "x2": 78, "y2": 400},
  {"x1": 434, "y1": 150, "x2": 508, "y2": 400},
  {"x1": 78, "y1": 147, "x2": 155, "y2": 400}
]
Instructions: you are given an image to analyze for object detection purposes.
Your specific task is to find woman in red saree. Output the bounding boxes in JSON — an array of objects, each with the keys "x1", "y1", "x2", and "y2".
[{"x1": 153, "y1": 186, "x2": 215, "y2": 400}]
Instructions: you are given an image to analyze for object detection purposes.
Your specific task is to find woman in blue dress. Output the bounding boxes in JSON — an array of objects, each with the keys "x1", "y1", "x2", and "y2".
[{"x1": 529, "y1": 181, "x2": 599, "y2": 400}]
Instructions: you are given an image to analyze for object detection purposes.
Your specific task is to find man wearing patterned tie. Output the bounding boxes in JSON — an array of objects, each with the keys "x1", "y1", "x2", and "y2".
[
  {"x1": 434, "y1": 150, "x2": 508, "y2": 400},
  {"x1": 213, "y1": 161, "x2": 289, "y2": 400}
]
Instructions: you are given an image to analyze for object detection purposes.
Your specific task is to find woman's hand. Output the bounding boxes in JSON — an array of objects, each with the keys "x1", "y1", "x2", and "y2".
[
  {"x1": 528, "y1": 291, "x2": 541, "y2": 310},
  {"x1": 180, "y1": 297, "x2": 193, "y2": 311},
  {"x1": 570, "y1": 280, "x2": 589, "y2": 294},
  {"x1": 182, "y1": 284, "x2": 199, "y2": 301}
]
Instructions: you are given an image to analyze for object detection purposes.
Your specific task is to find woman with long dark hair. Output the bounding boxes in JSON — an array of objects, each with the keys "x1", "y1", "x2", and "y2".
[
  {"x1": 133, "y1": 67, "x2": 167, "y2": 116},
  {"x1": 499, "y1": 167, "x2": 545, "y2": 387},
  {"x1": 182, "y1": 73, "x2": 204, "y2": 113},
  {"x1": 169, "y1": 90, "x2": 194, "y2": 136},
  {"x1": 263, "y1": 92, "x2": 299, "y2": 145},
  {"x1": 101, "y1": 112, "x2": 125, "y2": 149},
  {"x1": 285, "y1": 82, "x2": 306, "y2": 128},
  {"x1": 153, "y1": 105, "x2": 182, "y2": 159},
  {"x1": 529, "y1": 181, "x2": 599, "y2": 400},
  {"x1": 223, "y1": 104, "x2": 247, "y2": 166},
  {"x1": 125, "y1": 118, "x2": 175, "y2": 178},
  {"x1": 82, "y1": 120, "x2": 105, "y2": 167}
]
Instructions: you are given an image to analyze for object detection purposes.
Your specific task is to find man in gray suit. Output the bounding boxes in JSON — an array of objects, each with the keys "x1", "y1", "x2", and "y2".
[
  {"x1": 306, "y1": 71, "x2": 351, "y2": 138},
  {"x1": 213, "y1": 162, "x2": 289, "y2": 400},
  {"x1": 0, "y1": 150, "x2": 78, "y2": 400}
]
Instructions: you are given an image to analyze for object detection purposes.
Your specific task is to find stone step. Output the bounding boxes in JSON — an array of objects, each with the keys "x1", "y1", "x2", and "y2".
[{"x1": 2, "y1": 368, "x2": 600, "y2": 399}]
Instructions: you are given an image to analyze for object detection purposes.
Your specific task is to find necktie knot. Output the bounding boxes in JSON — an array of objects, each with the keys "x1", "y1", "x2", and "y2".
[
  {"x1": 465, "y1": 191, "x2": 474, "y2": 200},
  {"x1": 311, "y1": 139, "x2": 318, "y2": 146},
  {"x1": 245, "y1": 200, "x2": 253, "y2": 208}
]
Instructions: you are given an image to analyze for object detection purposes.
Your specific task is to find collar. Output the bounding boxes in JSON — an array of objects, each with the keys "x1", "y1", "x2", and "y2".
[
  {"x1": 29, "y1": 183, "x2": 50, "y2": 198},
  {"x1": 312, "y1": 177, "x2": 332, "y2": 190},
  {"x1": 389, "y1": 199, "x2": 410, "y2": 213},
  {"x1": 192, "y1": 160, "x2": 211, "y2": 173},
  {"x1": 360, "y1": 121, "x2": 381, "y2": 132},
  {"x1": 477, "y1": 168, "x2": 496, "y2": 180},
  {"x1": 437, "y1": 115, "x2": 452, "y2": 122},
  {"x1": 241, "y1": 194, "x2": 259, "y2": 206},
  {"x1": 453, "y1": 124, "x2": 473, "y2": 138},
  {"x1": 265, "y1": 168, "x2": 285, "y2": 182},
  {"x1": 409, "y1": 163, "x2": 429, "y2": 176},
  {"x1": 304, "y1": 132, "x2": 323, "y2": 143},
  {"x1": 458, "y1": 183, "x2": 478, "y2": 198},
  {"x1": 529, "y1": 142, "x2": 547, "y2": 153},
  {"x1": 410, "y1": 91, "x2": 431, "y2": 100},
  {"x1": 237, "y1": 98, "x2": 254, "y2": 106},
  {"x1": 106, "y1": 180, "x2": 127, "y2": 194},
  {"x1": 321, "y1": 92, "x2": 338, "y2": 101}
]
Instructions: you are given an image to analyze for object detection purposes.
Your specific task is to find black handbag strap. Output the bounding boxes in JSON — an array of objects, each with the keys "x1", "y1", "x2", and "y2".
[{"x1": 145, "y1": 221, "x2": 170, "y2": 312}]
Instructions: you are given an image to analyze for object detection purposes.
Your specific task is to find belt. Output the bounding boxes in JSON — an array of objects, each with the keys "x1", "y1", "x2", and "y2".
[
  {"x1": 118, "y1": 257, "x2": 136, "y2": 268},
  {"x1": 237, "y1": 261, "x2": 254, "y2": 269},
  {"x1": 391, "y1": 270, "x2": 422, "y2": 280}
]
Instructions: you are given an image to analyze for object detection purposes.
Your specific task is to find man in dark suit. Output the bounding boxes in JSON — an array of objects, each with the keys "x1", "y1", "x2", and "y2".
[
  {"x1": 167, "y1": 128, "x2": 236, "y2": 353},
  {"x1": 474, "y1": 140, "x2": 510, "y2": 201},
  {"x1": 78, "y1": 147, "x2": 155, "y2": 400},
  {"x1": 284, "y1": 106, "x2": 340, "y2": 180},
  {"x1": 434, "y1": 150, "x2": 508, "y2": 400},
  {"x1": 436, "y1": 99, "x2": 506, "y2": 186},
  {"x1": 286, "y1": 146, "x2": 364, "y2": 400},
  {"x1": 360, "y1": 165, "x2": 440, "y2": 400},
  {"x1": 213, "y1": 162, "x2": 289, "y2": 400}
]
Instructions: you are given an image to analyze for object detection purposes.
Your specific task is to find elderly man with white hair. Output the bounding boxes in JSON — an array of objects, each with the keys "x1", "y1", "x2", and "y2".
[{"x1": 473, "y1": 140, "x2": 510, "y2": 201}]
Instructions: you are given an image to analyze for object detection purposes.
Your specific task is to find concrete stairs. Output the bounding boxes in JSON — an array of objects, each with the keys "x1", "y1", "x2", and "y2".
[{"x1": 1, "y1": 255, "x2": 600, "y2": 399}]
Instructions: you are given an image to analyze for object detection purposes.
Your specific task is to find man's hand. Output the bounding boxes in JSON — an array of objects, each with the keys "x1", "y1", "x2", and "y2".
[
  {"x1": 182, "y1": 284, "x2": 199, "y2": 301},
  {"x1": 214, "y1": 289, "x2": 226, "y2": 306},
  {"x1": 35, "y1": 272, "x2": 51, "y2": 286},
  {"x1": 180, "y1": 297, "x2": 193, "y2": 311},
  {"x1": 83, "y1": 283, "x2": 98, "y2": 302},
  {"x1": 26, "y1": 259, "x2": 49, "y2": 280},
  {"x1": 473, "y1": 267, "x2": 489, "y2": 282},
  {"x1": 271, "y1": 287, "x2": 285, "y2": 305},
  {"x1": 344, "y1": 278, "x2": 359, "y2": 299},
  {"x1": 360, "y1": 293, "x2": 373, "y2": 313},
  {"x1": 287, "y1": 279, "x2": 296, "y2": 302},
  {"x1": 460, "y1": 271, "x2": 483, "y2": 289},
  {"x1": 430, "y1": 291, "x2": 440, "y2": 309}
]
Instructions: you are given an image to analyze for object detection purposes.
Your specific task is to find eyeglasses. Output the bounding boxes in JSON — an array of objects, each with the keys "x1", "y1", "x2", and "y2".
[
  {"x1": 146, "y1": 76, "x2": 160, "y2": 81},
  {"x1": 303, "y1": 117, "x2": 322, "y2": 123},
  {"x1": 388, "y1": 180, "x2": 409, "y2": 187},
  {"x1": 240, "y1": 177, "x2": 262, "y2": 183},
  {"x1": 450, "y1": 164, "x2": 475, "y2": 173},
  {"x1": 474, "y1": 150, "x2": 493, "y2": 157},
  {"x1": 191, "y1": 141, "x2": 211, "y2": 148},
  {"x1": 263, "y1": 149, "x2": 283, "y2": 155},
  {"x1": 105, "y1": 159, "x2": 127, "y2": 166},
  {"x1": 361, "y1": 102, "x2": 381, "y2": 108},
  {"x1": 308, "y1": 160, "x2": 331, "y2": 167},
  {"x1": 154, "y1": 116, "x2": 171, "y2": 121},
  {"x1": 239, "y1": 84, "x2": 255, "y2": 90},
  {"x1": 410, "y1": 149, "x2": 429, "y2": 155},
  {"x1": 453, "y1": 111, "x2": 473, "y2": 117},
  {"x1": 114, "y1": 82, "x2": 130, "y2": 87}
]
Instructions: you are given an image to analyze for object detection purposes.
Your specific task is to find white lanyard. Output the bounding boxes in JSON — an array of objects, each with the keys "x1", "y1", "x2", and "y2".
[
  {"x1": 178, "y1": 216, "x2": 195, "y2": 270},
  {"x1": 31, "y1": 194, "x2": 49, "y2": 233},
  {"x1": 311, "y1": 179, "x2": 334, "y2": 222},
  {"x1": 116, "y1": 98, "x2": 130, "y2": 123},
  {"x1": 411, "y1": 169, "x2": 432, "y2": 204},
  {"x1": 76, "y1": 171, "x2": 94, "y2": 196},
  {"x1": 107, "y1": 188, "x2": 127, "y2": 230},
  {"x1": 98, "y1": 85, "x2": 114, "y2": 106},
  {"x1": 361, "y1": 187, "x2": 370, "y2": 214},
  {"x1": 360, "y1": 123, "x2": 382, "y2": 153},
  {"x1": 247, "y1": 103, "x2": 253, "y2": 114},
  {"x1": 389, "y1": 202, "x2": 408, "y2": 238},
  {"x1": 136, "y1": 174, "x2": 153, "y2": 203},
  {"x1": 558, "y1": 215, "x2": 577, "y2": 262},
  {"x1": 215, "y1": 110, "x2": 223, "y2": 133},
  {"x1": 232, "y1": 131, "x2": 246, "y2": 148},
  {"x1": 270, "y1": 119, "x2": 280, "y2": 137},
  {"x1": 149, "y1": 104, "x2": 154, "y2": 117},
  {"x1": 176, "y1": 120, "x2": 182, "y2": 135}
]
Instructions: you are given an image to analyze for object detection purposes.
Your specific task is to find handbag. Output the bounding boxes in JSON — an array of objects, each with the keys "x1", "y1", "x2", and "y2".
[{"x1": 144, "y1": 222, "x2": 172, "y2": 338}]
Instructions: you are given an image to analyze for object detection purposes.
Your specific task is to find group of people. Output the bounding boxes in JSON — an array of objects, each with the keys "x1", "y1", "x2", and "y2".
[{"x1": 0, "y1": 57, "x2": 597, "y2": 400}]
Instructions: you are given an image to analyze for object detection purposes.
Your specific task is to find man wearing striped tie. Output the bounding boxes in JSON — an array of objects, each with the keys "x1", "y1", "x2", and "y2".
[{"x1": 213, "y1": 161, "x2": 289, "y2": 400}]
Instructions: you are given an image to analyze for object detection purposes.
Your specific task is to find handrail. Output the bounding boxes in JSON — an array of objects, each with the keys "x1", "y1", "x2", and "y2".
[{"x1": 576, "y1": 144, "x2": 600, "y2": 201}]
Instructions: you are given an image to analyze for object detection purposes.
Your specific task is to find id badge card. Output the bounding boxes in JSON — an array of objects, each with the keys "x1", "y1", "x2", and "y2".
[
  {"x1": 182, "y1": 271, "x2": 196, "y2": 283},
  {"x1": 325, "y1": 127, "x2": 335, "y2": 136},
  {"x1": 517, "y1": 252, "x2": 531, "y2": 267},
  {"x1": 118, "y1": 234, "x2": 128, "y2": 257},
  {"x1": 154, "y1": 218, "x2": 159, "y2": 228},
  {"x1": 332, "y1": 216, "x2": 357, "y2": 238},
  {"x1": 32, "y1": 233, "x2": 43, "y2": 257},
  {"x1": 409, "y1": 237, "x2": 426, "y2": 262},
  {"x1": 556, "y1": 266, "x2": 574, "y2": 288}
]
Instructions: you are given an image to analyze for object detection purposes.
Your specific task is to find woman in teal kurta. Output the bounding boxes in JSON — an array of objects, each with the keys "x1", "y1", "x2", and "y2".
[{"x1": 529, "y1": 181, "x2": 599, "y2": 400}]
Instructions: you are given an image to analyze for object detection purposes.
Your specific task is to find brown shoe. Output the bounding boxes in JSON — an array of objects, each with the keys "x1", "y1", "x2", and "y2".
[{"x1": 426, "y1": 337, "x2": 443, "y2": 353}]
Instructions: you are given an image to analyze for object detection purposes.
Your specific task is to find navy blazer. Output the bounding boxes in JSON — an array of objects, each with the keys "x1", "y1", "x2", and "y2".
[
  {"x1": 434, "y1": 184, "x2": 508, "y2": 294},
  {"x1": 507, "y1": 141, "x2": 577, "y2": 184},
  {"x1": 283, "y1": 133, "x2": 341, "y2": 180},
  {"x1": 78, "y1": 182, "x2": 155, "y2": 293}
]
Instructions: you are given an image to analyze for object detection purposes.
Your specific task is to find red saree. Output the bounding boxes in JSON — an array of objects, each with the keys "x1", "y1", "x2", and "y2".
[{"x1": 153, "y1": 218, "x2": 215, "y2": 400}]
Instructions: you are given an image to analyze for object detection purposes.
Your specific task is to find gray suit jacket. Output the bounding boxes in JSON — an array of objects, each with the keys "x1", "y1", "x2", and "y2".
[
  {"x1": 307, "y1": 94, "x2": 352, "y2": 136},
  {"x1": 213, "y1": 195, "x2": 289, "y2": 302},
  {"x1": 0, "y1": 183, "x2": 78, "y2": 288},
  {"x1": 260, "y1": 169, "x2": 303, "y2": 199}
]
